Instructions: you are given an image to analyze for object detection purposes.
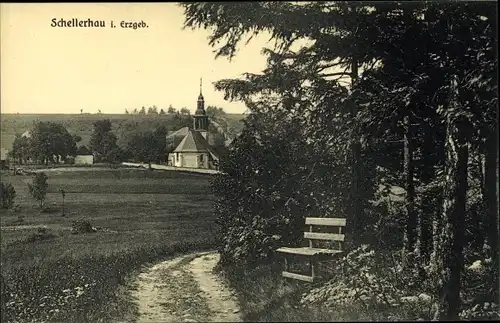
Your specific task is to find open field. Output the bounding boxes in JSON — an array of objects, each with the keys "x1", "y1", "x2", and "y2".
[
  {"x1": 0, "y1": 168, "x2": 217, "y2": 322},
  {"x1": 0, "y1": 113, "x2": 245, "y2": 150}
]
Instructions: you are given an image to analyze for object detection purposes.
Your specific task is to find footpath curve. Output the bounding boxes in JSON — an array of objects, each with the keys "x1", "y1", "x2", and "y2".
[{"x1": 127, "y1": 251, "x2": 241, "y2": 323}]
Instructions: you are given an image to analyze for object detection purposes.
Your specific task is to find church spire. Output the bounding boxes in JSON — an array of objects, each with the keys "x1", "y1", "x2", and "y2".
[
  {"x1": 198, "y1": 77, "x2": 204, "y2": 101},
  {"x1": 194, "y1": 77, "x2": 209, "y2": 138},
  {"x1": 196, "y1": 77, "x2": 206, "y2": 116}
]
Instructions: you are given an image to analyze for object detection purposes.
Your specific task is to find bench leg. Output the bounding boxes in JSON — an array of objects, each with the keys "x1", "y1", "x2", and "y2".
[
  {"x1": 310, "y1": 258, "x2": 315, "y2": 280},
  {"x1": 284, "y1": 257, "x2": 289, "y2": 272}
]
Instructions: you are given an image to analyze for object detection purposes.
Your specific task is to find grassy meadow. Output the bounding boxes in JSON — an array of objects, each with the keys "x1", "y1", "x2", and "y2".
[{"x1": 0, "y1": 167, "x2": 217, "y2": 323}]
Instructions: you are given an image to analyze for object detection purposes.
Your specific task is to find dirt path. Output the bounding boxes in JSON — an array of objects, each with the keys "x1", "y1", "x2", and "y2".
[{"x1": 128, "y1": 251, "x2": 242, "y2": 323}]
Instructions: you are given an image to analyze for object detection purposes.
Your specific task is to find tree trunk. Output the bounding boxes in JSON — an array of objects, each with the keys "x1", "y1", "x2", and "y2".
[
  {"x1": 430, "y1": 193, "x2": 443, "y2": 273},
  {"x1": 347, "y1": 57, "x2": 362, "y2": 249},
  {"x1": 418, "y1": 128, "x2": 440, "y2": 264},
  {"x1": 432, "y1": 114, "x2": 469, "y2": 321},
  {"x1": 402, "y1": 114, "x2": 417, "y2": 267},
  {"x1": 475, "y1": 152, "x2": 487, "y2": 253},
  {"x1": 484, "y1": 130, "x2": 499, "y2": 303},
  {"x1": 419, "y1": 189, "x2": 434, "y2": 263}
]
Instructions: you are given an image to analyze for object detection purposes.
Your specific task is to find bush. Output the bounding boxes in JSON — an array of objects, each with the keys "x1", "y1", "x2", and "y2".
[
  {"x1": 460, "y1": 302, "x2": 500, "y2": 320},
  {"x1": 10, "y1": 215, "x2": 24, "y2": 225},
  {"x1": 9, "y1": 204, "x2": 22, "y2": 213},
  {"x1": 22, "y1": 227, "x2": 57, "y2": 244},
  {"x1": 459, "y1": 258, "x2": 500, "y2": 320},
  {"x1": 212, "y1": 112, "x2": 351, "y2": 268},
  {"x1": 28, "y1": 172, "x2": 48, "y2": 208},
  {"x1": 40, "y1": 206, "x2": 60, "y2": 214},
  {"x1": 300, "y1": 245, "x2": 434, "y2": 321},
  {"x1": 70, "y1": 219, "x2": 96, "y2": 234},
  {"x1": 0, "y1": 182, "x2": 16, "y2": 209}
]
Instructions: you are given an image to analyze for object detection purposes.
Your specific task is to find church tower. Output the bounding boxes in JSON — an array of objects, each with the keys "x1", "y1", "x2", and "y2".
[{"x1": 193, "y1": 78, "x2": 209, "y2": 140}]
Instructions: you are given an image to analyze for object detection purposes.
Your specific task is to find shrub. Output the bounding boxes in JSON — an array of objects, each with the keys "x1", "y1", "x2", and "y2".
[
  {"x1": 40, "y1": 206, "x2": 59, "y2": 214},
  {"x1": 460, "y1": 302, "x2": 500, "y2": 320},
  {"x1": 10, "y1": 204, "x2": 22, "y2": 213},
  {"x1": 212, "y1": 112, "x2": 351, "y2": 268},
  {"x1": 300, "y1": 245, "x2": 434, "y2": 321},
  {"x1": 0, "y1": 182, "x2": 16, "y2": 209},
  {"x1": 28, "y1": 172, "x2": 48, "y2": 208},
  {"x1": 11, "y1": 215, "x2": 24, "y2": 224},
  {"x1": 22, "y1": 227, "x2": 57, "y2": 244},
  {"x1": 460, "y1": 258, "x2": 500, "y2": 320},
  {"x1": 71, "y1": 219, "x2": 96, "y2": 234}
]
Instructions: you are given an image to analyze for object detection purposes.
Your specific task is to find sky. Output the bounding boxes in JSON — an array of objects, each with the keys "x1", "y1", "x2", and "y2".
[{"x1": 0, "y1": 3, "x2": 273, "y2": 115}]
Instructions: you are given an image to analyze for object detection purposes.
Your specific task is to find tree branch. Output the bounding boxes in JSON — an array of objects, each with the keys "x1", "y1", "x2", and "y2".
[{"x1": 319, "y1": 71, "x2": 352, "y2": 78}]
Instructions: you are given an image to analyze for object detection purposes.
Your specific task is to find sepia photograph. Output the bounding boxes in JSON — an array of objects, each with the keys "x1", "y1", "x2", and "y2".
[{"x1": 0, "y1": 2, "x2": 498, "y2": 322}]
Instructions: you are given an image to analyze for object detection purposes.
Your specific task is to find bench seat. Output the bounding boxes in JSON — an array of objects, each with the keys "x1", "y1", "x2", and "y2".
[
  {"x1": 276, "y1": 217, "x2": 347, "y2": 282},
  {"x1": 276, "y1": 247, "x2": 343, "y2": 257}
]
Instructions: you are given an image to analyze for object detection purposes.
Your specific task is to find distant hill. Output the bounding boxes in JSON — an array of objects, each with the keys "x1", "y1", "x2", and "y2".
[{"x1": 0, "y1": 113, "x2": 246, "y2": 150}]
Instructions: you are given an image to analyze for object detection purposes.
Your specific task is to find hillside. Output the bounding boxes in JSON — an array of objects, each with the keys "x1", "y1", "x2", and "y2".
[{"x1": 0, "y1": 113, "x2": 246, "y2": 150}]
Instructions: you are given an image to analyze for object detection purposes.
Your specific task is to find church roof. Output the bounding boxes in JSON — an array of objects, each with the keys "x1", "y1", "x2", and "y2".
[
  {"x1": 166, "y1": 127, "x2": 190, "y2": 139},
  {"x1": 174, "y1": 129, "x2": 212, "y2": 153},
  {"x1": 173, "y1": 130, "x2": 220, "y2": 161}
]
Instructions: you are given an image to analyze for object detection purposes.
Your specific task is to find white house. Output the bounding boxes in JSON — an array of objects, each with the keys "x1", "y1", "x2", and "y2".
[
  {"x1": 0, "y1": 148, "x2": 8, "y2": 161},
  {"x1": 74, "y1": 155, "x2": 94, "y2": 165},
  {"x1": 73, "y1": 146, "x2": 94, "y2": 165},
  {"x1": 1, "y1": 148, "x2": 9, "y2": 168},
  {"x1": 21, "y1": 130, "x2": 31, "y2": 139}
]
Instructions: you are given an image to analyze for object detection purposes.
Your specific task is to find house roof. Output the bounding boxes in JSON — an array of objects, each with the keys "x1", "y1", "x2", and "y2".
[{"x1": 76, "y1": 145, "x2": 92, "y2": 155}]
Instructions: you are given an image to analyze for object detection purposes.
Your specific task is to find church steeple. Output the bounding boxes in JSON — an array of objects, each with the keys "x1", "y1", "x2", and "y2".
[
  {"x1": 196, "y1": 77, "x2": 205, "y2": 114},
  {"x1": 193, "y1": 78, "x2": 209, "y2": 139}
]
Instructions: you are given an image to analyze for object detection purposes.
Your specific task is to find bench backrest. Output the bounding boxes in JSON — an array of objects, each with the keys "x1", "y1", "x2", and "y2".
[{"x1": 304, "y1": 217, "x2": 346, "y2": 251}]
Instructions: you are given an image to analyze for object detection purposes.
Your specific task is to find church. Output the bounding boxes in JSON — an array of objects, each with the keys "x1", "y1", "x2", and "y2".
[{"x1": 166, "y1": 80, "x2": 221, "y2": 170}]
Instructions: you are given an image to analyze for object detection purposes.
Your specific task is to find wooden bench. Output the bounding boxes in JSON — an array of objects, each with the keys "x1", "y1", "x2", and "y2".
[{"x1": 276, "y1": 217, "x2": 346, "y2": 282}]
